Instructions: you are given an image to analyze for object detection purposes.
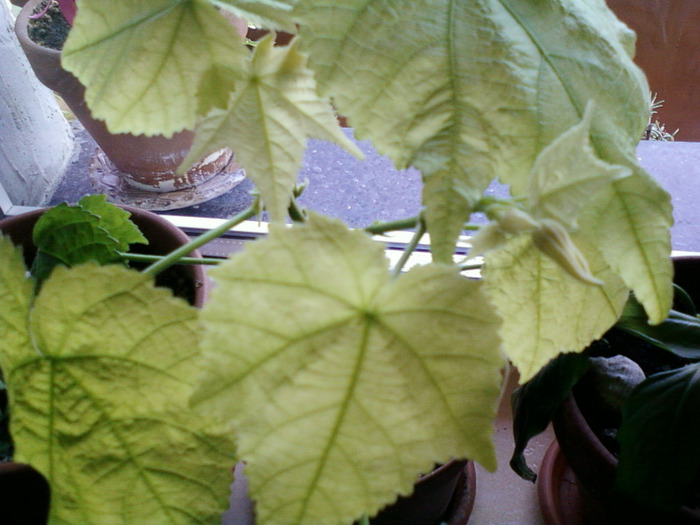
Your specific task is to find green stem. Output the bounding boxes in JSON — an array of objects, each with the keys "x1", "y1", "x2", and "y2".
[
  {"x1": 358, "y1": 516, "x2": 370, "y2": 525},
  {"x1": 365, "y1": 215, "x2": 420, "y2": 235},
  {"x1": 457, "y1": 261, "x2": 484, "y2": 272},
  {"x1": 288, "y1": 197, "x2": 307, "y2": 223},
  {"x1": 120, "y1": 253, "x2": 222, "y2": 266},
  {"x1": 142, "y1": 206, "x2": 258, "y2": 278},
  {"x1": 392, "y1": 217, "x2": 426, "y2": 277}
]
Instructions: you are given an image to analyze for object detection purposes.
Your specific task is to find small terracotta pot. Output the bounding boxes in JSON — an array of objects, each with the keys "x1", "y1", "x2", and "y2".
[
  {"x1": 14, "y1": 0, "x2": 239, "y2": 201},
  {"x1": 0, "y1": 206, "x2": 209, "y2": 307},
  {"x1": 0, "y1": 462, "x2": 50, "y2": 525},
  {"x1": 369, "y1": 460, "x2": 475, "y2": 525},
  {"x1": 605, "y1": 0, "x2": 700, "y2": 141}
]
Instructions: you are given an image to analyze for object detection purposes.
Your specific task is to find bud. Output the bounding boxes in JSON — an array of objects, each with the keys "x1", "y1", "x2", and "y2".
[
  {"x1": 496, "y1": 208, "x2": 539, "y2": 235},
  {"x1": 532, "y1": 219, "x2": 602, "y2": 285},
  {"x1": 466, "y1": 222, "x2": 507, "y2": 259}
]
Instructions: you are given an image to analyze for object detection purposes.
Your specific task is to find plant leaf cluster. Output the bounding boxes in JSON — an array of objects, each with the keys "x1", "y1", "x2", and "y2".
[{"x1": 2, "y1": 0, "x2": 680, "y2": 523}]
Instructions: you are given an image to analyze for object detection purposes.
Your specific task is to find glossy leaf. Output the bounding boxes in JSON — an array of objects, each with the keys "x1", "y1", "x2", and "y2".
[
  {"x1": 510, "y1": 352, "x2": 590, "y2": 480},
  {"x1": 483, "y1": 234, "x2": 628, "y2": 382},
  {"x1": 616, "y1": 363, "x2": 700, "y2": 513},
  {"x1": 62, "y1": 0, "x2": 248, "y2": 136},
  {"x1": 192, "y1": 213, "x2": 504, "y2": 525},
  {"x1": 0, "y1": 252, "x2": 236, "y2": 525},
  {"x1": 183, "y1": 37, "x2": 362, "y2": 220},
  {"x1": 617, "y1": 296, "x2": 700, "y2": 360},
  {"x1": 294, "y1": 0, "x2": 654, "y2": 261}
]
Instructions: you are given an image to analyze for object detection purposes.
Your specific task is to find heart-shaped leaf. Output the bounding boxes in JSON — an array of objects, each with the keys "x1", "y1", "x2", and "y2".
[
  {"x1": 192, "y1": 213, "x2": 504, "y2": 525},
  {"x1": 62, "y1": 0, "x2": 248, "y2": 136},
  {"x1": 484, "y1": 234, "x2": 628, "y2": 382},
  {"x1": 0, "y1": 243, "x2": 236, "y2": 524}
]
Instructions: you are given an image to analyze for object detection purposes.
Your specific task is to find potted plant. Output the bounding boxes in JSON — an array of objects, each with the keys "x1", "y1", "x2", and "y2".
[
  {"x1": 0, "y1": 1, "x2": 677, "y2": 524},
  {"x1": 605, "y1": 0, "x2": 700, "y2": 141},
  {"x1": 512, "y1": 256, "x2": 700, "y2": 523},
  {"x1": 13, "y1": 0, "x2": 247, "y2": 210}
]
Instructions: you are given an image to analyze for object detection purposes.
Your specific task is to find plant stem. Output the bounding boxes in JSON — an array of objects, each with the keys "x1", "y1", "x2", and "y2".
[
  {"x1": 392, "y1": 216, "x2": 426, "y2": 277},
  {"x1": 364, "y1": 216, "x2": 420, "y2": 235},
  {"x1": 120, "y1": 253, "x2": 222, "y2": 266},
  {"x1": 457, "y1": 261, "x2": 483, "y2": 272},
  {"x1": 142, "y1": 206, "x2": 258, "y2": 278},
  {"x1": 288, "y1": 197, "x2": 307, "y2": 223}
]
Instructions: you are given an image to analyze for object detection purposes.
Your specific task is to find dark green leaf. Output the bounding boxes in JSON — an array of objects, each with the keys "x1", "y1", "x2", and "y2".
[
  {"x1": 616, "y1": 363, "x2": 700, "y2": 513},
  {"x1": 510, "y1": 352, "x2": 590, "y2": 481},
  {"x1": 30, "y1": 198, "x2": 148, "y2": 285},
  {"x1": 31, "y1": 204, "x2": 121, "y2": 284},
  {"x1": 672, "y1": 283, "x2": 697, "y2": 316},
  {"x1": 617, "y1": 295, "x2": 700, "y2": 360},
  {"x1": 77, "y1": 195, "x2": 148, "y2": 250}
]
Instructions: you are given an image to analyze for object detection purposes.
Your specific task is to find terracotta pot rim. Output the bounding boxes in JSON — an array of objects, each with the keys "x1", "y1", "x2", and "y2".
[{"x1": 0, "y1": 206, "x2": 209, "y2": 307}]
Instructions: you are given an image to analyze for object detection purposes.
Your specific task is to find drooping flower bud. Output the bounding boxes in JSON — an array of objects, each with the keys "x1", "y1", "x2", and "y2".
[
  {"x1": 495, "y1": 208, "x2": 539, "y2": 236},
  {"x1": 466, "y1": 222, "x2": 508, "y2": 260},
  {"x1": 532, "y1": 219, "x2": 602, "y2": 285}
]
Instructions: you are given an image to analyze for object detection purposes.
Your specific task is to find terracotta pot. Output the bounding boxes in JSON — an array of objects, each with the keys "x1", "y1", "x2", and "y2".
[
  {"x1": 0, "y1": 462, "x2": 50, "y2": 525},
  {"x1": 14, "y1": 0, "x2": 244, "y2": 207},
  {"x1": 543, "y1": 256, "x2": 700, "y2": 524},
  {"x1": 369, "y1": 460, "x2": 475, "y2": 525},
  {"x1": 605, "y1": 0, "x2": 700, "y2": 141},
  {"x1": 0, "y1": 206, "x2": 209, "y2": 307}
]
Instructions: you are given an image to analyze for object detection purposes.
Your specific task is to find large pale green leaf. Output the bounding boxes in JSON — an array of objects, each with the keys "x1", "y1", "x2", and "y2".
[
  {"x1": 183, "y1": 37, "x2": 362, "y2": 220},
  {"x1": 483, "y1": 234, "x2": 628, "y2": 382},
  {"x1": 0, "y1": 254, "x2": 236, "y2": 524},
  {"x1": 191, "y1": 213, "x2": 504, "y2": 525},
  {"x1": 0, "y1": 236, "x2": 34, "y2": 372},
  {"x1": 293, "y1": 0, "x2": 652, "y2": 261},
  {"x1": 577, "y1": 168, "x2": 673, "y2": 324},
  {"x1": 62, "y1": 0, "x2": 248, "y2": 136},
  {"x1": 528, "y1": 103, "x2": 630, "y2": 228}
]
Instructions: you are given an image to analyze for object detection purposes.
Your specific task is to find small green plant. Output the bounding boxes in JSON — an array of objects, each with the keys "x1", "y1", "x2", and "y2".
[
  {"x1": 644, "y1": 94, "x2": 679, "y2": 141},
  {"x1": 4, "y1": 1, "x2": 676, "y2": 524}
]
